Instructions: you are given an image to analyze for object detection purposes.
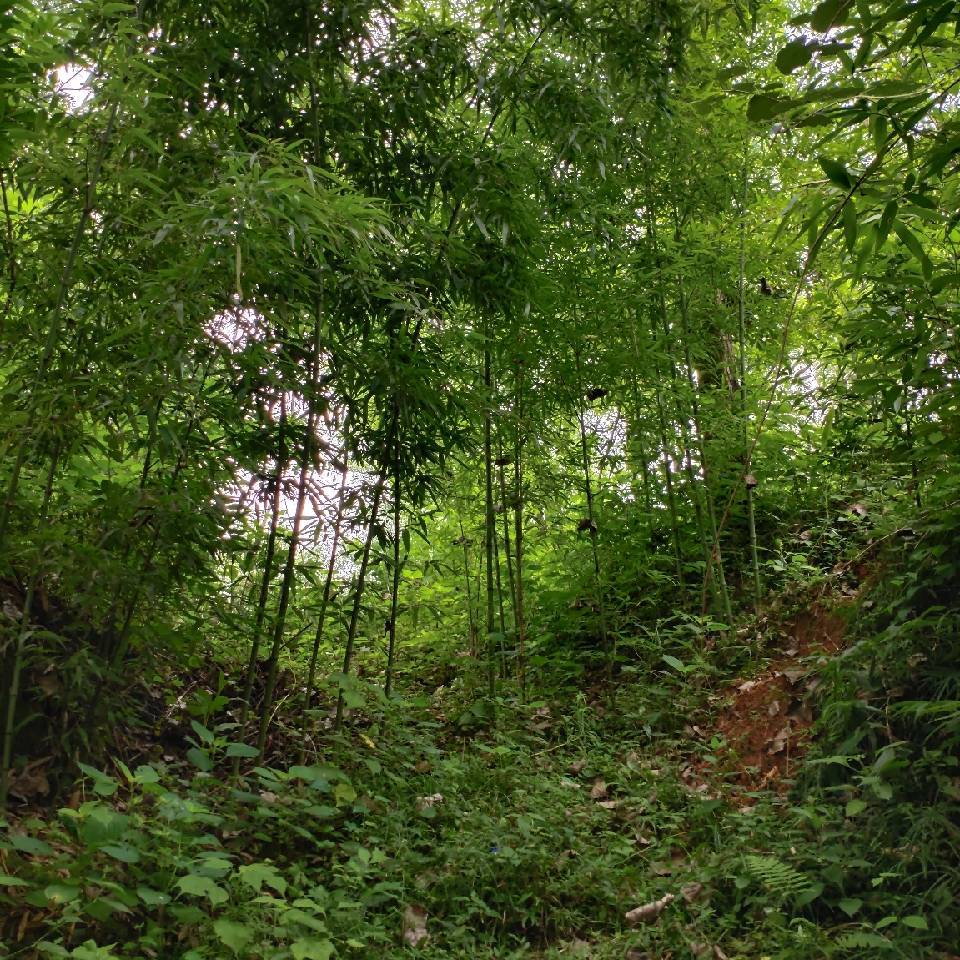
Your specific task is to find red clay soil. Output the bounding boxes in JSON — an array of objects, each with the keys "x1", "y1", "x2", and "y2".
[{"x1": 705, "y1": 603, "x2": 849, "y2": 793}]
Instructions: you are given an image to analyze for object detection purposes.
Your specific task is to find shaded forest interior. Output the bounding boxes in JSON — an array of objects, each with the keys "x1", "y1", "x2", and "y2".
[{"x1": 1, "y1": 0, "x2": 959, "y2": 957}]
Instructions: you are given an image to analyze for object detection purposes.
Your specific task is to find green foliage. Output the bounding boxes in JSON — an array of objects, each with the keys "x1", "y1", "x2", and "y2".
[{"x1": 0, "y1": 0, "x2": 958, "y2": 954}]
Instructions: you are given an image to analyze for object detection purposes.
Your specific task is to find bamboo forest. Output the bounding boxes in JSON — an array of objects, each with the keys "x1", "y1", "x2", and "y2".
[{"x1": 1, "y1": 0, "x2": 958, "y2": 956}]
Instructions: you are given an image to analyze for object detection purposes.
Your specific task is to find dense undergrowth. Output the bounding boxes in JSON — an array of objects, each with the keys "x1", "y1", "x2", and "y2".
[{"x1": 3, "y1": 488, "x2": 959, "y2": 959}]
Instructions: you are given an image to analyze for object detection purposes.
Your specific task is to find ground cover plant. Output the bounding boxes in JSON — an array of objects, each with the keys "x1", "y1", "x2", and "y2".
[{"x1": 1, "y1": 0, "x2": 959, "y2": 956}]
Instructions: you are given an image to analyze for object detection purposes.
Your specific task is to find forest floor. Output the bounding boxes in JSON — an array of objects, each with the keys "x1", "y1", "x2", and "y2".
[{"x1": 7, "y1": 585, "x2": 932, "y2": 960}]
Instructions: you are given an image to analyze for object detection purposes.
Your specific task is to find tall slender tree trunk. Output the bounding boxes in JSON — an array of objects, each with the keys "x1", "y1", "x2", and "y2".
[
  {"x1": 573, "y1": 347, "x2": 611, "y2": 685},
  {"x1": 1, "y1": 442, "x2": 60, "y2": 809},
  {"x1": 483, "y1": 331, "x2": 497, "y2": 698},
  {"x1": 457, "y1": 516, "x2": 478, "y2": 656},
  {"x1": 737, "y1": 161, "x2": 762, "y2": 607},
  {"x1": 335, "y1": 475, "x2": 385, "y2": 728},
  {"x1": 299, "y1": 424, "x2": 351, "y2": 760},
  {"x1": 497, "y1": 442, "x2": 518, "y2": 631},
  {"x1": 675, "y1": 277, "x2": 733, "y2": 625},
  {"x1": 384, "y1": 439, "x2": 402, "y2": 699},
  {"x1": 512, "y1": 358, "x2": 527, "y2": 695},
  {"x1": 628, "y1": 323, "x2": 654, "y2": 518},
  {"x1": 256, "y1": 314, "x2": 325, "y2": 759},
  {"x1": 233, "y1": 395, "x2": 287, "y2": 769}
]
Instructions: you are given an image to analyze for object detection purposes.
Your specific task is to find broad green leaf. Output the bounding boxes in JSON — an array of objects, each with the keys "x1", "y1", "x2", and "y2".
[
  {"x1": 282, "y1": 907, "x2": 328, "y2": 933},
  {"x1": 133, "y1": 765, "x2": 160, "y2": 785},
  {"x1": 186, "y1": 747, "x2": 214, "y2": 772},
  {"x1": 845, "y1": 798, "x2": 867, "y2": 816},
  {"x1": 839, "y1": 897, "x2": 863, "y2": 916},
  {"x1": 137, "y1": 886, "x2": 171, "y2": 907},
  {"x1": 334, "y1": 782, "x2": 357, "y2": 806},
  {"x1": 225, "y1": 742, "x2": 259, "y2": 759},
  {"x1": 238, "y1": 862, "x2": 287, "y2": 894},
  {"x1": 190, "y1": 720, "x2": 215, "y2": 745},
  {"x1": 0, "y1": 874, "x2": 29, "y2": 886},
  {"x1": 662, "y1": 655, "x2": 685, "y2": 672},
  {"x1": 902, "y1": 915, "x2": 928, "y2": 930},
  {"x1": 43, "y1": 883, "x2": 82, "y2": 905},
  {"x1": 77, "y1": 764, "x2": 119, "y2": 797},
  {"x1": 176, "y1": 874, "x2": 228, "y2": 905},
  {"x1": 101, "y1": 844, "x2": 140, "y2": 864},
  {"x1": 213, "y1": 918, "x2": 253, "y2": 953},
  {"x1": 291, "y1": 939, "x2": 334, "y2": 960},
  {"x1": 10, "y1": 834, "x2": 53, "y2": 856}
]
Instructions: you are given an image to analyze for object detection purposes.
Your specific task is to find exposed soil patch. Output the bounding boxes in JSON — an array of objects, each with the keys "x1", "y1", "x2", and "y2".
[{"x1": 706, "y1": 602, "x2": 850, "y2": 792}]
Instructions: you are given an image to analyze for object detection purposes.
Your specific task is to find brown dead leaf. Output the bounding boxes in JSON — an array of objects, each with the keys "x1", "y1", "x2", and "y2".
[
  {"x1": 9, "y1": 758, "x2": 51, "y2": 800},
  {"x1": 624, "y1": 892, "x2": 675, "y2": 925},
  {"x1": 590, "y1": 778, "x2": 608, "y2": 800},
  {"x1": 568, "y1": 758, "x2": 587, "y2": 776},
  {"x1": 681, "y1": 882, "x2": 704, "y2": 903},
  {"x1": 769, "y1": 724, "x2": 792, "y2": 753},
  {"x1": 402, "y1": 904, "x2": 428, "y2": 947},
  {"x1": 414, "y1": 759, "x2": 430, "y2": 774}
]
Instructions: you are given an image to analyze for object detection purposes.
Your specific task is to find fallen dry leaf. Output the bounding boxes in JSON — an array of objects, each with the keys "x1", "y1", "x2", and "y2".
[
  {"x1": 9, "y1": 757, "x2": 51, "y2": 800},
  {"x1": 415, "y1": 793, "x2": 444, "y2": 812},
  {"x1": 568, "y1": 758, "x2": 587, "y2": 776},
  {"x1": 681, "y1": 881, "x2": 705, "y2": 903},
  {"x1": 402, "y1": 904, "x2": 428, "y2": 947},
  {"x1": 624, "y1": 892, "x2": 675, "y2": 924},
  {"x1": 590, "y1": 778, "x2": 608, "y2": 800}
]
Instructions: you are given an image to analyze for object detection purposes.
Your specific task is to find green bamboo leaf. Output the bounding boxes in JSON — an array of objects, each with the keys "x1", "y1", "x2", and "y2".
[
  {"x1": 894, "y1": 221, "x2": 933, "y2": 280},
  {"x1": 877, "y1": 199, "x2": 898, "y2": 249},
  {"x1": 818, "y1": 156, "x2": 853, "y2": 189},
  {"x1": 841, "y1": 199, "x2": 858, "y2": 252},
  {"x1": 777, "y1": 40, "x2": 813, "y2": 74},
  {"x1": 811, "y1": 0, "x2": 853, "y2": 32},
  {"x1": 747, "y1": 93, "x2": 798, "y2": 122}
]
